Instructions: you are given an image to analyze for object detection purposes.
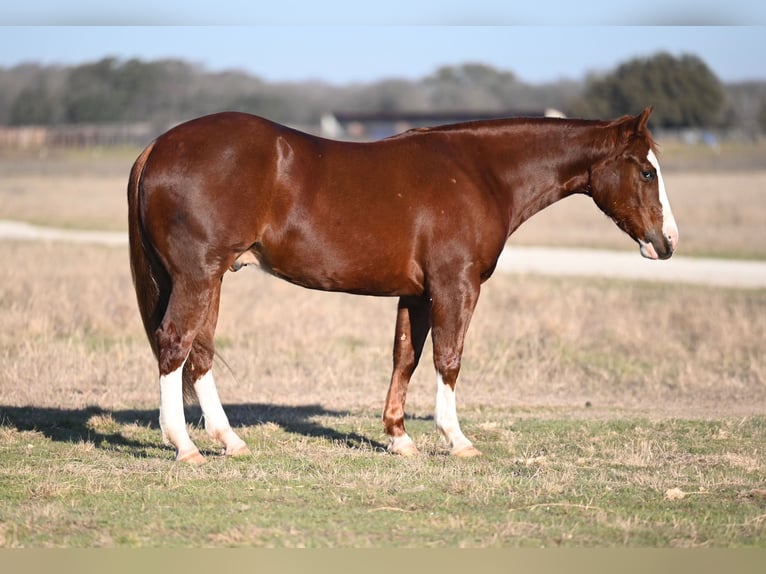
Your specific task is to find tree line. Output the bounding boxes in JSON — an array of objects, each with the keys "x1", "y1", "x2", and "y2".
[{"x1": 1, "y1": 52, "x2": 765, "y2": 133}]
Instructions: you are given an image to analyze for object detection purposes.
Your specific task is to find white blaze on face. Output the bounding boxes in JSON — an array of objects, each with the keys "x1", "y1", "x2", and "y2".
[{"x1": 647, "y1": 149, "x2": 679, "y2": 251}]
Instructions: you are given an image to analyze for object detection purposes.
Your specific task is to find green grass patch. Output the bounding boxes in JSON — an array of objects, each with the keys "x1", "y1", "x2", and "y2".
[{"x1": 1, "y1": 408, "x2": 764, "y2": 548}]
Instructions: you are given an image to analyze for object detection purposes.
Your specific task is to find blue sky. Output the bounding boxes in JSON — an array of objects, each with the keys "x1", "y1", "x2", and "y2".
[
  {"x1": 2, "y1": 1, "x2": 764, "y2": 25},
  {"x1": 1, "y1": 3, "x2": 765, "y2": 85}
]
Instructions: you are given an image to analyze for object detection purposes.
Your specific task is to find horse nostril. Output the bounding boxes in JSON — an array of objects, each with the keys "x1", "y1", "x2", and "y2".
[
  {"x1": 664, "y1": 234, "x2": 677, "y2": 255},
  {"x1": 664, "y1": 226, "x2": 679, "y2": 251},
  {"x1": 665, "y1": 231, "x2": 678, "y2": 251}
]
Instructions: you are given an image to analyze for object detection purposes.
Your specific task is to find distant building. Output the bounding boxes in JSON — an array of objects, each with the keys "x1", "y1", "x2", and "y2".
[{"x1": 321, "y1": 109, "x2": 566, "y2": 140}]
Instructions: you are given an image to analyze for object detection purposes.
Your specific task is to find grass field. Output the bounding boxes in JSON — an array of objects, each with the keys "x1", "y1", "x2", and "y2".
[
  {"x1": 0, "y1": 144, "x2": 765, "y2": 547},
  {"x1": 1, "y1": 239, "x2": 764, "y2": 547}
]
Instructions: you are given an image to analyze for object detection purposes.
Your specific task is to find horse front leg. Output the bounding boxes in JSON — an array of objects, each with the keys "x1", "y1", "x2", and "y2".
[
  {"x1": 383, "y1": 295, "x2": 431, "y2": 455},
  {"x1": 430, "y1": 274, "x2": 483, "y2": 457}
]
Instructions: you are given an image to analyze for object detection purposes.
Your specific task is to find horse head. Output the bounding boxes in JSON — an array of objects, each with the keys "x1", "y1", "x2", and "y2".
[{"x1": 589, "y1": 106, "x2": 679, "y2": 260}]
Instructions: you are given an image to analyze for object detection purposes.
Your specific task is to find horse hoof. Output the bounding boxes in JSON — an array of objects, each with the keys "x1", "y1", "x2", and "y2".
[
  {"x1": 226, "y1": 444, "x2": 251, "y2": 457},
  {"x1": 387, "y1": 435, "x2": 420, "y2": 456},
  {"x1": 452, "y1": 445, "x2": 482, "y2": 458},
  {"x1": 177, "y1": 449, "x2": 207, "y2": 465},
  {"x1": 391, "y1": 443, "x2": 420, "y2": 457}
]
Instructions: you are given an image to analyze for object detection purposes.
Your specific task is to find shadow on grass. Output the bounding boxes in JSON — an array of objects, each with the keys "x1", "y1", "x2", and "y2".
[{"x1": 0, "y1": 402, "x2": 387, "y2": 457}]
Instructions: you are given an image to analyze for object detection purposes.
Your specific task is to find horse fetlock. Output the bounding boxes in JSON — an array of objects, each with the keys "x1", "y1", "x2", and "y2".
[
  {"x1": 210, "y1": 427, "x2": 250, "y2": 457},
  {"x1": 439, "y1": 427, "x2": 480, "y2": 457},
  {"x1": 388, "y1": 433, "x2": 419, "y2": 456},
  {"x1": 176, "y1": 447, "x2": 207, "y2": 465},
  {"x1": 225, "y1": 443, "x2": 251, "y2": 457},
  {"x1": 451, "y1": 444, "x2": 483, "y2": 458}
]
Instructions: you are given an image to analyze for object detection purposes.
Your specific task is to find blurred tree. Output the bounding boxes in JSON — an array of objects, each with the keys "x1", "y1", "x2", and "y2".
[
  {"x1": 9, "y1": 81, "x2": 53, "y2": 124},
  {"x1": 116, "y1": 58, "x2": 163, "y2": 120},
  {"x1": 62, "y1": 57, "x2": 127, "y2": 122},
  {"x1": 61, "y1": 57, "x2": 168, "y2": 123},
  {"x1": 226, "y1": 92, "x2": 290, "y2": 122},
  {"x1": 2, "y1": 54, "x2": 762, "y2": 135},
  {"x1": 424, "y1": 63, "x2": 522, "y2": 110},
  {"x1": 575, "y1": 52, "x2": 725, "y2": 128},
  {"x1": 4, "y1": 64, "x2": 68, "y2": 125}
]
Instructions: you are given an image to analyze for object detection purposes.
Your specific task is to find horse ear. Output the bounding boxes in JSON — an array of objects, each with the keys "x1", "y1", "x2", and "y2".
[{"x1": 634, "y1": 106, "x2": 653, "y2": 133}]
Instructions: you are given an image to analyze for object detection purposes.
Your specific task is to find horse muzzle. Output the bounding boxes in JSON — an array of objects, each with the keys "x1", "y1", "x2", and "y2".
[{"x1": 639, "y1": 226, "x2": 678, "y2": 260}]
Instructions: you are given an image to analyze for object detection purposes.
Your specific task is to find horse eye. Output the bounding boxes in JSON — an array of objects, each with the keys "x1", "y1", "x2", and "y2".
[{"x1": 640, "y1": 169, "x2": 656, "y2": 182}]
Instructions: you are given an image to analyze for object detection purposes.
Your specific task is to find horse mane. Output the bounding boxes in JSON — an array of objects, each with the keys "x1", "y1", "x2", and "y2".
[
  {"x1": 390, "y1": 112, "x2": 657, "y2": 153},
  {"x1": 391, "y1": 115, "x2": 600, "y2": 138}
]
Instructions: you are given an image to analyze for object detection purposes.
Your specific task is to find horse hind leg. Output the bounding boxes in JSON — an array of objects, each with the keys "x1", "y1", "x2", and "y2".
[
  {"x1": 183, "y1": 280, "x2": 250, "y2": 457},
  {"x1": 155, "y1": 276, "x2": 220, "y2": 464},
  {"x1": 190, "y1": 370, "x2": 250, "y2": 457}
]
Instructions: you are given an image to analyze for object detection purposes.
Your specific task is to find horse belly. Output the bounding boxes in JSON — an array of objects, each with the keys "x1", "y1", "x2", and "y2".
[{"x1": 255, "y1": 233, "x2": 424, "y2": 297}]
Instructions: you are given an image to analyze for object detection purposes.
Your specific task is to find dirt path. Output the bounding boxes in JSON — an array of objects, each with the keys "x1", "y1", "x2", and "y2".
[
  {"x1": 2, "y1": 218, "x2": 765, "y2": 288},
  {"x1": 0, "y1": 218, "x2": 127, "y2": 247},
  {"x1": 497, "y1": 246, "x2": 766, "y2": 289}
]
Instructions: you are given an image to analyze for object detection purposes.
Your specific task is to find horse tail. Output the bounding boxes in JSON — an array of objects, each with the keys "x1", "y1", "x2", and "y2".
[{"x1": 127, "y1": 140, "x2": 168, "y2": 362}]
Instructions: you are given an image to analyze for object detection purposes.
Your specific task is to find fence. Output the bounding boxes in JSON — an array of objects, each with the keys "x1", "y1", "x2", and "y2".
[{"x1": 0, "y1": 123, "x2": 157, "y2": 149}]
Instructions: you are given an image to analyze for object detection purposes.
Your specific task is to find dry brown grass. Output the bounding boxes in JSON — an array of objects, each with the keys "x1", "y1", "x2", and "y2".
[
  {"x1": 0, "y1": 149, "x2": 130, "y2": 231},
  {"x1": 0, "y1": 172, "x2": 127, "y2": 231},
  {"x1": 0, "y1": 240, "x2": 763, "y2": 419}
]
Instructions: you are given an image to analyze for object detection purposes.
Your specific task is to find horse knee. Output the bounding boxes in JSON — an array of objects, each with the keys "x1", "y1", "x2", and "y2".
[{"x1": 434, "y1": 351, "x2": 462, "y2": 384}]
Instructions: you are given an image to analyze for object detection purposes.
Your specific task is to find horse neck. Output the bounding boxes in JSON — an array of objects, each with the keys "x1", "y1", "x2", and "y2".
[{"x1": 468, "y1": 118, "x2": 617, "y2": 234}]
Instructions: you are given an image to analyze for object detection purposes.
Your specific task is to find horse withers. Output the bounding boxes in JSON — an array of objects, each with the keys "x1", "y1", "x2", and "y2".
[{"x1": 128, "y1": 107, "x2": 678, "y2": 463}]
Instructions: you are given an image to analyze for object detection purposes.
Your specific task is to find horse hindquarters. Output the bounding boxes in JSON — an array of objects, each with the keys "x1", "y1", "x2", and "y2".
[{"x1": 128, "y1": 145, "x2": 248, "y2": 463}]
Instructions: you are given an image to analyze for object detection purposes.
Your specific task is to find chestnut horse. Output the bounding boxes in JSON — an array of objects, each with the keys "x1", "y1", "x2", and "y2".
[{"x1": 128, "y1": 107, "x2": 678, "y2": 463}]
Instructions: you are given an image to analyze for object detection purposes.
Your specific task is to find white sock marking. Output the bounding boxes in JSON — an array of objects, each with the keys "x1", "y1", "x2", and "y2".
[
  {"x1": 194, "y1": 370, "x2": 247, "y2": 453},
  {"x1": 434, "y1": 373, "x2": 473, "y2": 452},
  {"x1": 159, "y1": 361, "x2": 198, "y2": 456},
  {"x1": 194, "y1": 370, "x2": 231, "y2": 436}
]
